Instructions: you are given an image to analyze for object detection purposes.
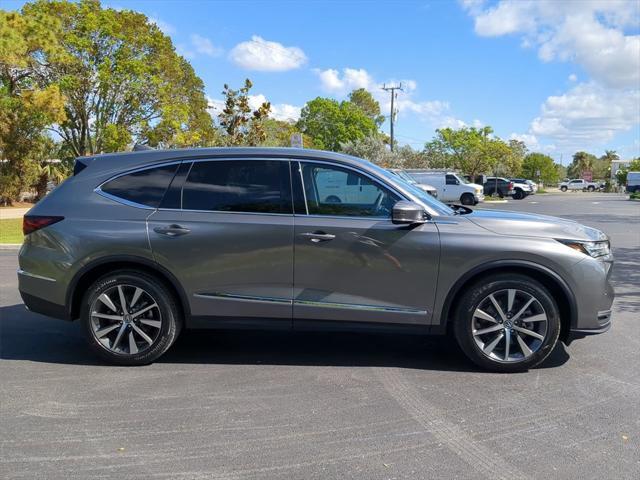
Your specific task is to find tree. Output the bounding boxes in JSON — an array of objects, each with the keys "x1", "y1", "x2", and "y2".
[
  {"x1": 0, "y1": 9, "x2": 66, "y2": 203},
  {"x1": 424, "y1": 126, "x2": 496, "y2": 178},
  {"x1": 615, "y1": 158, "x2": 640, "y2": 185},
  {"x1": 217, "y1": 79, "x2": 271, "y2": 146},
  {"x1": 297, "y1": 97, "x2": 377, "y2": 151},
  {"x1": 568, "y1": 151, "x2": 597, "y2": 178},
  {"x1": 592, "y1": 150, "x2": 618, "y2": 180},
  {"x1": 348, "y1": 88, "x2": 385, "y2": 126},
  {"x1": 20, "y1": 0, "x2": 216, "y2": 155},
  {"x1": 340, "y1": 136, "x2": 399, "y2": 168},
  {"x1": 521, "y1": 153, "x2": 560, "y2": 185}
]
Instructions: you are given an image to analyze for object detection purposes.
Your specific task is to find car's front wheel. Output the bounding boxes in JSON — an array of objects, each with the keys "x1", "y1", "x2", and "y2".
[
  {"x1": 560, "y1": 186, "x2": 567, "y2": 192},
  {"x1": 460, "y1": 193, "x2": 475, "y2": 205},
  {"x1": 81, "y1": 270, "x2": 182, "y2": 365},
  {"x1": 453, "y1": 274, "x2": 560, "y2": 372},
  {"x1": 513, "y1": 189, "x2": 524, "y2": 200}
]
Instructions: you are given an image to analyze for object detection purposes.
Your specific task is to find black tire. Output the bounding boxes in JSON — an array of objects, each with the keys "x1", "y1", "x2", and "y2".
[
  {"x1": 513, "y1": 189, "x2": 524, "y2": 200},
  {"x1": 560, "y1": 186, "x2": 567, "y2": 192},
  {"x1": 587, "y1": 186, "x2": 595, "y2": 192},
  {"x1": 453, "y1": 273, "x2": 560, "y2": 373},
  {"x1": 325, "y1": 195, "x2": 341, "y2": 203},
  {"x1": 460, "y1": 193, "x2": 474, "y2": 205},
  {"x1": 81, "y1": 270, "x2": 182, "y2": 366}
]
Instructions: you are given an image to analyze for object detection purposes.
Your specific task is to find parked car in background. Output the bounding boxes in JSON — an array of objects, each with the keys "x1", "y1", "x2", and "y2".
[
  {"x1": 559, "y1": 179, "x2": 600, "y2": 192},
  {"x1": 18, "y1": 147, "x2": 614, "y2": 372},
  {"x1": 509, "y1": 179, "x2": 533, "y2": 199},
  {"x1": 483, "y1": 177, "x2": 515, "y2": 198},
  {"x1": 626, "y1": 172, "x2": 640, "y2": 193},
  {"x1": 406, "y1": 170, "x2": 484, "y2": 205},
  {"x1": 511, "y1": 178, "x2": 538, "y2": 194},
  {"x1": 388, "y1": 169, "x2": 438, "y2": 198}
]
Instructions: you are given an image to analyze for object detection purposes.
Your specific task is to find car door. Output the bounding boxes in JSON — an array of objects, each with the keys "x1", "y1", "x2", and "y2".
[
  {"x1": 444, "y1": 174, "x2": 460, "y2": 201},
  {"x1": 291, "y1": 160, "x2": 440, "y2": 327},
  {"x1": 569, "y1": 180, "x2": 582, "y2": 190},
  {"x1": 147, "y1": 158, "x2": 294, "y2": 325}
]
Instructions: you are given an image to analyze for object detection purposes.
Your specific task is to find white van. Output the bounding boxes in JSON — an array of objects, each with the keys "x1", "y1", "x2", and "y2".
[{"x1": 407, "y1": 170, "x2": 484, "y2": 205}]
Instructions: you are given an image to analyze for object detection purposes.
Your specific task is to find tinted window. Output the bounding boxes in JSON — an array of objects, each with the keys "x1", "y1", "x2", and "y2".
[
  {"x1": 182, "y1": 160, "x2": 291, "y2": 214},
  {"x1": 445, "y1": 174, "x2": 459, "y2": 185},
  {"x1": 300, "y1": 162, "x2": 399, "y2": 217},
  {"x1": 101, "y1": 164, "x2": 178, "y2": 208}
]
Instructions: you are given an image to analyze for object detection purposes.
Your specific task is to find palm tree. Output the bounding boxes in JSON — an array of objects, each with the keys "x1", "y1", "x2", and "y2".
[
  {"x1": 571, "y1": 151, "x2": 595, "y2": 177},
  {"x1": 602, "y1": 150, "x2": 619, "y2": 163}
]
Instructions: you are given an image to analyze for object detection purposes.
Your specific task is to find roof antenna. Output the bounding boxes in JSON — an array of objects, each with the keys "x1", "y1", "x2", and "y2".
[{"x1": 133, "y1": 143, "x2": 154, "y2": 151}]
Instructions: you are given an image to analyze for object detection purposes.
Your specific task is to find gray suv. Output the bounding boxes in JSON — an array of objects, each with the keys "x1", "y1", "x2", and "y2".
[{"x1": 18, "y1": 148, "x2": 614, "y2": 372}]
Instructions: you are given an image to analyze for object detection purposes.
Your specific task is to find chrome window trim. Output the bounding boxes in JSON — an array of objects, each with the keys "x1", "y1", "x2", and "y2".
[{"x1": 94, "y1": 160, "x2": 184, "y2": 210}]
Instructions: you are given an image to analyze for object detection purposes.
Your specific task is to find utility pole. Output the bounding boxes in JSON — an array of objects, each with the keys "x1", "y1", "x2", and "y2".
[{"x1": 382, "y1": 83, "x2": 402, "y2": 152}]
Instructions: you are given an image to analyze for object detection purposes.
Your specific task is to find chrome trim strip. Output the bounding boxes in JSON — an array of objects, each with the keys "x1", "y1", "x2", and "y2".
[
  {"x1": 17, "y1": 269, "x2": 56, "y2": 282},
  {"x1": 94, "y1": 188, "x2": 155, "y2": 210},
  {"x1": 194, "y1": 292, "x2": 293, "y2": 305},
  {"x1": 294, "y1": 299, "x2": 427, "y2": 315}
]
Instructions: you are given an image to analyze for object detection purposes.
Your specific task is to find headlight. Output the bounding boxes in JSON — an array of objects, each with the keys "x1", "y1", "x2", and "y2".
[
  {"x1": 475, "y1": 187, "x2": 482, "y2": 194},
  {"x1": 557, "y1": 239, "x2": 610, "y2": 258}
]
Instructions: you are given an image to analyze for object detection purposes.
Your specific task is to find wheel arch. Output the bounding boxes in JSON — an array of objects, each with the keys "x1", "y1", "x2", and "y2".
[
  {"x1": 66, "y1": 255, "x2": 190, "y2": 322},
  {"x1": 439, "y1": 260, "x2": 577, "y2": 343}
]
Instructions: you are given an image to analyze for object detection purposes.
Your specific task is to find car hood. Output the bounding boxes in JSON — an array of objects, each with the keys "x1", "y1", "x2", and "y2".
[{"x1": 466, "y1": 209, "x2": 607, "y2": 241}]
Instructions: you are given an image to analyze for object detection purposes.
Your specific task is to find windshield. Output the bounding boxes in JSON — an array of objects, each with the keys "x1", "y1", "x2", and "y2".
[
  {"x1": 370, "y1": 165, "x2": 455, "y2": 216},
  {"x1": 395, "y1": 170, "x2": 417, "y2": 184}
]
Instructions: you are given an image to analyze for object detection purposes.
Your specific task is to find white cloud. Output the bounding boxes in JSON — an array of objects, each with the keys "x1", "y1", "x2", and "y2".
[
  {"x1": 510, "y1": 132, "x2": 539, "y2": 149},
  {"x1": 149, "y1": 17, "x2": 175, "y2": 35},
  {"x1": 314, "y1": 67, "x2": 459, "y2": 127},
  {"x1": 229, "y1": 36, "x2": 307, "y2": 71},
  {"x1": 190, "y1": 34, "x2": 223, "y2": 57},
  {"x1": 207, "y1": 95, "x2": 301, "y2": 122},
  {"x1": 528, "y1": 82, "x2": 640, "y2": 148},
  {"x1": 568, "y1": 73, "x2": 577, "y2": 82},
  {"x1": 463, "y1": 0, "x2": 640, "y2": 89}
]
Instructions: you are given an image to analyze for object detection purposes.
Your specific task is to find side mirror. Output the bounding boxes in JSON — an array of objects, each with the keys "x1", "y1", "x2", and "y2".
[{"x1": 392, "y1": 201, "x2": 428, "y2": 225}]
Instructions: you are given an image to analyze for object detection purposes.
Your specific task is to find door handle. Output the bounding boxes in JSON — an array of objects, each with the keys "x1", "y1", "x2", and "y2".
[
  {"x1": 300, "y1": 231, "x2": 336, "y2": 243},
  {"x1": 153, "y1": 224, "x2": 191, "y2": 237}
]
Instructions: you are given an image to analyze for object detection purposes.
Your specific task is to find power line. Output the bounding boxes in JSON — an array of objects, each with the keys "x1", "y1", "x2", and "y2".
[{"x1": 381, "y1": 83, "x2": 403, "y2": 152}]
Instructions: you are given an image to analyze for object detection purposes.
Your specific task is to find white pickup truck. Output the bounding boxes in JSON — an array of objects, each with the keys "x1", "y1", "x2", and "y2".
[{"x1": 559, "y1": 179, "x2": 600, "y2": 192}]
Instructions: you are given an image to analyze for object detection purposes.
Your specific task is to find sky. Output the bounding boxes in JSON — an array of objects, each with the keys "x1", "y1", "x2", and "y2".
[{"x1": 4, "y1": 0, "x2": 640, "y2": 164}]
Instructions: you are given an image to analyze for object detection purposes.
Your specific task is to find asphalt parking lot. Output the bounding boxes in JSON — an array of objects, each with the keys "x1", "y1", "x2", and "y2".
[{"x1": 1, "y1": 193, "x2": 639, "y2": 480}]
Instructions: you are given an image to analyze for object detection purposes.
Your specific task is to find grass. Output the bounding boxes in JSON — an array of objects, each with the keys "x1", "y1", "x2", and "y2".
[{"x1": 0, "y1": 218, "x2": 23, "y2": 244}]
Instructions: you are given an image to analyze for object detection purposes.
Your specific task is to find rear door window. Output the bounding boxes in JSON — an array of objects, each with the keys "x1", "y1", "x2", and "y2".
[
  {"x1": 182, "y1": 160, "x2": 292, "y2": 214},
  {"x1": 100, "y1": 163, "x2": 179, "y2": 208}
]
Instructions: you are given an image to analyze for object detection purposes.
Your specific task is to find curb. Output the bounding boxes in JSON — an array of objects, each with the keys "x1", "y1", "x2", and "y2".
[
  {"x1": 483, "y1": 200, "x2": 508, "y2": 204},
  {"x1": 0, "y1": 244, "x2": 21, "y2": 250}
]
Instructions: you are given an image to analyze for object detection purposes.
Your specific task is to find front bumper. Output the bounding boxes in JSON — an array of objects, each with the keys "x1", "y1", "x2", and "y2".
[
  {"x1": 474, "y1": 193, "x2": 485, "y2": 202},
  {"x1": 566, "y1": 309, "x2": 612, "y2": 344}
]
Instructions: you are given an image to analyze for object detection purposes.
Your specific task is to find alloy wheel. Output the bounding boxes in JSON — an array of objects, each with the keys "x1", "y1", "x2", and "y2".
[
  {"x1": 471, "y1": 289, "x2": 548, "y2": 363},
  {"x1": 90, "y1": 284, "x2": 162, "y2": 355}
]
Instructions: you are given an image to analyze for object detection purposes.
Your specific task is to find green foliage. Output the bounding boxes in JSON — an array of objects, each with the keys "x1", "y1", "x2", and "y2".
[
  {"x1": 423, "y1": 126, "x2": 516, "y2": 178},
  {"x1": 340, "y1": 136, "x2": 399, "y2": 168},
  {"x1": 0, "y1": 9, "x2": 67, "y2": 203},
  {"x1": 19, "y1": 0, "x2": 215, "y2": 155},
  {"x1": 615, "y1": 158, "x2": 640, "y2": 184},
  {"x1": 348, "y1": 88, "x2": 385, "y2": 126},
  {"x1": 217, "y1": 79, "x2": 271, "y2": 146},
  {"x1": 567, "y1": 151, "x2": 598, "y2": 178},
  {"x1": 521, "y1": 153, "x2": 560, "y2": 185},
  {"x1": 297, "y1": 97, "x2": 377, "y2": 151}
]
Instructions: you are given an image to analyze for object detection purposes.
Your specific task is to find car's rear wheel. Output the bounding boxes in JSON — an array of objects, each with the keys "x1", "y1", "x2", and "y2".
[
  {"x1": 453, "y1": 274, "x2": 560, "y2": 372},
  {"x1": 460, "y1": 193, "x2": 475, "y2": 205},
  {"x1": 81, "y1": 270, "x2": 182, "y2": 365},
  {"x1": 513, "y1": 189, "x2": 524, "y2": 200},
  {"x1": 587, "y1": 186, "x2": 595, "y2": 192}
]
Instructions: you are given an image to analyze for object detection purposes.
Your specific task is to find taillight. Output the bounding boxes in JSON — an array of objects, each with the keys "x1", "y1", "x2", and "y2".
[
  {"x1": 509, "y1": 182, "x2": 514, "y2": 190},
  {"x1": 23, "y1": 215, "x2": 64, "y2": 235}
]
